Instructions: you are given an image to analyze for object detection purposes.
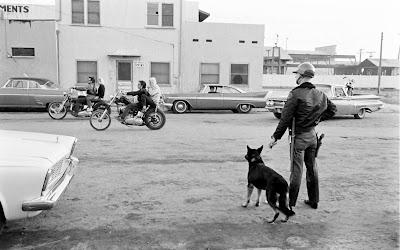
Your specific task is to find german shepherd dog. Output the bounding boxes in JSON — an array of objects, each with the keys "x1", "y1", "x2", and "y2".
[{"x1": 242, "y1": 145, "x2": 295, "y2": 223}]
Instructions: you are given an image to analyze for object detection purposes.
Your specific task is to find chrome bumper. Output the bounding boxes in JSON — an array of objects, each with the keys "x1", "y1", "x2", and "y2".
[{"x1": 22, "y1": 156, "x2": 79, "y2": 212}]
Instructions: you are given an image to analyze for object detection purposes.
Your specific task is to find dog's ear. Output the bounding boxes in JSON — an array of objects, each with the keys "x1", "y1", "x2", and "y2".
[
  {"x1": 257, "y1": 145, "x2": 263, "y2": 154},
  {"x1": 247, "y1": 145, "x2": 251, "y2": 151}
]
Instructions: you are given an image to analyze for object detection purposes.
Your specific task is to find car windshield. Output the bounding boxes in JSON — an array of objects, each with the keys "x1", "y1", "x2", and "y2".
[
  {"x1": 43, "y1": 81, "x2": 57, "y2": 89},
  {"x1": 318, "y1": 86, "x2": 333, "y2": 97}
]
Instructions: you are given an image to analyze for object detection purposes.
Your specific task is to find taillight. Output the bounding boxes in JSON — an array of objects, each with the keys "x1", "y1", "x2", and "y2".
[{"x1": 41, "y1": 169, "x2": 52, "y2": 194}]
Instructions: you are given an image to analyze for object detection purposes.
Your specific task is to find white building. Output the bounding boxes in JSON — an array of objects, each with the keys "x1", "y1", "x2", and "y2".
[{"x1": 1, "y1": 0, "x2": 264, "y2": 96}]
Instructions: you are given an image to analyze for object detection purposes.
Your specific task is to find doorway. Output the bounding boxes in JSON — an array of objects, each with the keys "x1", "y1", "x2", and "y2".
[{"x1": 117, "y1": 61, "x2": 133, "y2": 91}]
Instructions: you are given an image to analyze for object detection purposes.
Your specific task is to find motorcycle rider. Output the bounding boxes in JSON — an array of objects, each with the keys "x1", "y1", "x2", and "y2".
[{"x1": 118, "y1": 80, "x2": 156, "y2": 123}]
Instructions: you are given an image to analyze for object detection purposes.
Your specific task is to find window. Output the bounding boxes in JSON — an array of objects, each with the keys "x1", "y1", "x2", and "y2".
[
  {"x1": 88, "y1": 0, "x2": 100, "y2": 25},
  {"x1": 221, "y1": 86, "x2": 241, "y2": 94},
  {"x1": 72, "y1": 0, "x2": 100, "y2": 25},
  {"x1": 151, "y1": 62, "x2": 170, "y2": 85},
  {"x1": 147, "y1": 3, "x2": 159, "y2": 25},
  {"x1": 231, "y1": 64, "x2": 249, "y2": 85},
  {"x1": 200, "y1": 63, "x2": 219, "y2": 85},
  {"x1": 11, "y1": 80, "x2": 28, "y2": 88},
  {"x1": 28, "y1": 81, "x2": 40, "y2": 89},
  {"x1": 335, "y1": 87, "x2": 346, "y2": 97},
  {"x1": 77, "y1": 61, "x2": 97, "y2": 83},
  {"x1": 147, "y1": 2, "x2": 173, "y2": 27},
  {"x1": 12, "y1": 48, "x2": 35, "y2": 57},
  {"x1": 72, "y1": 0, "x2": 84, "y2": 24},
  {"x1": 118, "y1": 62, "x2": 132, "y2": 81},
  {"x1": 162, "y1": 3, "x2": 173, "y2": 27}
]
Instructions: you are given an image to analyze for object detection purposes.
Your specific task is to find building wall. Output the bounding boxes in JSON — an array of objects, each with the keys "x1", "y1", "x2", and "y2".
[
  {"x1": 56, "y1": 0, "x2": 189, "y2": 96},
  {"x1": 0, "y1": 20, "x2": 57, "y2": 85},
  {"x1": 181, "y1": 22, "x2": 264, "y2": 92}
]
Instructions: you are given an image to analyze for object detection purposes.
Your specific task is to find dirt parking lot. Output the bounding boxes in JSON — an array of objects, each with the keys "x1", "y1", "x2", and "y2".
[{"x1": 0, "y1": 107, "x2": 399, "y2": 249}]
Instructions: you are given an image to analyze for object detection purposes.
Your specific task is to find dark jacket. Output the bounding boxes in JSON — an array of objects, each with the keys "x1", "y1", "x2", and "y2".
[
  {"x1": 126, "y1": 89, "x2": 150, "y2": 100},
  {"x1": 273, "y1": 82, "x2": 337, "y2": 140},
  {"x1": 97, "y1": 84, "x2": 105, "y2": 99}
]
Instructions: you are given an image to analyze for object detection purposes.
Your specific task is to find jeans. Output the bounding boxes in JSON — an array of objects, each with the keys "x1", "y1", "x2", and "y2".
[{"x1": 289, "y1": 129, "x2": 319, "y2": 207}]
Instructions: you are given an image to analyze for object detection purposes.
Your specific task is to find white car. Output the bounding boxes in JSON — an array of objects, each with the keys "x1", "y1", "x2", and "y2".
[{"x1": 0, "y1": 130, "x2": 79, "y2": 233}]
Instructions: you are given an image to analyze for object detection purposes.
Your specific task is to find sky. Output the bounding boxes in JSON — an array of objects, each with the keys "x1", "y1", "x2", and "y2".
[{"x1": 198, "y1": 0, "x2": 400, "y2": 61}]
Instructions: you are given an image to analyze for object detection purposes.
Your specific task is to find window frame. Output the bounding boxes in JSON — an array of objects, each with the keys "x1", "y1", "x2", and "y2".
[
  {"x1": 71, "y1": 0, "x2": 101, "y2": 26},
  {"x1": 230, "y1": 63, "x2": 249, "y2": 85},
  {"x1": 150, "y1": 62, "x2": 171, "y2": 85},
  {"x1": 11, "y1": 47, "x2": 35, "y2": 57},
  {"x1": 200, "y1": 63, "x2": 220, "y2": 85},
  {"x1": 76, "y1": 60, "x2": 98, "y2": 84},
  {"x1": 146, "y1": 2, "x2": 174, "y2": 28}
]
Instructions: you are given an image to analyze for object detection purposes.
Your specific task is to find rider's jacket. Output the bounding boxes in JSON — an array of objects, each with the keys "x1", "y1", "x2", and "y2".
[{"x1": 273, "y1": 82, "x2": 337, "y2": 140}]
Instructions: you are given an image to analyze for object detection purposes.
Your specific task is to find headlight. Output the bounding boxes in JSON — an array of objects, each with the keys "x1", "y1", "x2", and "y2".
[{"x1": 266, "y1": 100, "x2": 274, "y2": 106}]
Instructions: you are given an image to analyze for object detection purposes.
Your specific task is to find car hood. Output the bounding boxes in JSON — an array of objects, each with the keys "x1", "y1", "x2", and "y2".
[{"x1": 0, "y1": 130, "x2": 76, "y2": 166}]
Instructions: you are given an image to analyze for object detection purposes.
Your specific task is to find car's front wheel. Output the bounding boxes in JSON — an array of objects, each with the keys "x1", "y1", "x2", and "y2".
[
  {"x1": 237, "y1": 104, "x2": 252, "y2": 113},
  {"x1": 172, "y1": 100, "x2": 188, "y2": 113},
  {"x1": 48, "y1": 102, "x2": 67, "y2": 120},
  {"x1": 354, "y1": 108, "x2": 366, "y2": 119}
]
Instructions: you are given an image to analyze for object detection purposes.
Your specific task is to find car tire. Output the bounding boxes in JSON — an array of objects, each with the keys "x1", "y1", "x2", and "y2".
[
  {"x1": 237, "y1": 104, "x2": 252, "y2": 113},
  {"x1": 231, "y1": 109, "x2": 239, "y2": 113},
  {"x1": 0, "y1": 204, "x2": 6, "y2": 235},
  {"x1": 172, "y1": 100, "x2": 188, "y2": 113},
  {"x1": 354, "y1": 108, "x2": 366, "y2": 119},
  {"x1": 273, "y1": 112, "x2": 281, "y2": 119}
]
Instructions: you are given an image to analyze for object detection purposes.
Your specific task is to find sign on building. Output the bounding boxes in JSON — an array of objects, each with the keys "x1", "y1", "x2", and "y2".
[{"x1": 0, "y1": 0, "x2": 56, "y2": 20}]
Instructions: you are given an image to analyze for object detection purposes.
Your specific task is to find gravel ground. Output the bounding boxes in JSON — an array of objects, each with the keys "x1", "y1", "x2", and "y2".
[{"x1": 0, "y1": 107, "x2": 398, "y2": 250}]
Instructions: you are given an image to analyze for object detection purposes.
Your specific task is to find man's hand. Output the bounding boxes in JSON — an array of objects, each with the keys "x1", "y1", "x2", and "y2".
[{"x1": 268, "y1": 136, "x2": 277, "y2": 148}]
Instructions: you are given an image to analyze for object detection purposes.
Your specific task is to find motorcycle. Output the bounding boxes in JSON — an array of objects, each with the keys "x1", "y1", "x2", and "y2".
[
  {"x1": 89, "y1": 91, "x2": 166, "y2": 131},
  {"x1": 48, "y1": 86, "x2": 110, "y2": 120}
]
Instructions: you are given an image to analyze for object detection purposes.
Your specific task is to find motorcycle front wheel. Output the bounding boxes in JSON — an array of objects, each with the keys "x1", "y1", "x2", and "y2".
[
  {"x1": 144, "y1": 109, "x2": 166, "y2": 130},
  {"x1": 48, "y1": 102, "x2": 67, "y2": 120},
  {"x1": 90, "y1": 109, "x2": 111, "y2": 131}
]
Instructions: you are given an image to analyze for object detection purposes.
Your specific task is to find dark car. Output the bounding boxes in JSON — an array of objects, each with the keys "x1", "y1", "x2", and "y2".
[
  {"x1": 0, "y1": 77, "x2": 65, "y2": 110},
  {"x1": 163, "y1": 84, "x2": 268, "y2": 113}
]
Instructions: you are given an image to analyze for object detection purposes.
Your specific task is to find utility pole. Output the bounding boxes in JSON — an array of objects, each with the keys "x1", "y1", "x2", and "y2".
[
  {"x1": 359, "y1": 48, "x2": 363, "y2": 63},
  {"x1": 377, "y1": 32, "x2": 383, "y2": 95}
]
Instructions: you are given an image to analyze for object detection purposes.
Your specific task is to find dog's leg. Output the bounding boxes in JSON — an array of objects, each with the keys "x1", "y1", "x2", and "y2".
[
  {"x1": 242, "y1": 183, "x2": 254, "y2": 207},
  {"x1": 255, "y1": 188, "x2": 262, "y2": 207},
  {"x1": 266, "y1": 191, "x2": 279, "y2": 223}
]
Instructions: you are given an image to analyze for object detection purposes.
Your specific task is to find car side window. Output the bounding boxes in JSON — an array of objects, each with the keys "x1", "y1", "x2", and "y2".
[
  {"x1": 221, "y1": 87, "x2": 240, "y2": 94},
  {"x1": 335, "y1": 88, "x2": 346, "y2": 97},
  {"x1": 29, "y1": 81, "x2": 40, "y2": 89},
  {"x1": 12, "y1": 80, "x2": 28, "y2": 89},
  {"x1": 4, "y1": 81, "x2": 13, "y2": 88}
]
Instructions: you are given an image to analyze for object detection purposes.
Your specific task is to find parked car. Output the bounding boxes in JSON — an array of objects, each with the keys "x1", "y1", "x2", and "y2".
[
  {"x1": 0, "y1": 77, "x2": 65, "y2": 110},
  {"x1": 266, "y1": 83, "x2": 384, "y2": 119},
  {"x1": 0, "y1": 130, "x2": 79, "y2": 233},
  {"x1": 163, "y1": 84, "x2": 268, "y2": 113}
]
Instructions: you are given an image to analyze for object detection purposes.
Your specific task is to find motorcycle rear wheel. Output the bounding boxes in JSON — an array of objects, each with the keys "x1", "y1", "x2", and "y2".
[
  {"x1": 48, "y1": 102, "x2": 67, "y2": 120},
  {"x1": 90, "y1": 109, "x2": 111, "y2": 131},
  {"x1": 144, "y1": 109, "x2": 166, "y2": 130}
]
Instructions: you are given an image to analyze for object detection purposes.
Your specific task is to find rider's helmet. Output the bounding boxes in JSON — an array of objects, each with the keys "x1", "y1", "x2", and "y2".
[{"x1": 293, "y1": 62, "x2": 315, "y2": 78}]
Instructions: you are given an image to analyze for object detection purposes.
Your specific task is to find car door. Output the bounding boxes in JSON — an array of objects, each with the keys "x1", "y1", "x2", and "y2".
[
  {"x1": 0, "y1": 79, "x2": 29, "y2": 107},
  {"x1": 27, "y1": 80, "x2": 46, "y2": 108},
  {"x1": 221, "y1": 86, "x2": 242, "y2": 109},
  {"x1": 196, "y1": 85, "x2": 224, "y2": 109}
]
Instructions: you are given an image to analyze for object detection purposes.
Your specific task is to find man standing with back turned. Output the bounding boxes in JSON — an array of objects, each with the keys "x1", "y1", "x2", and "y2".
[{"x1": 268, "y1": 62, "x2": 336, "y2": 211}]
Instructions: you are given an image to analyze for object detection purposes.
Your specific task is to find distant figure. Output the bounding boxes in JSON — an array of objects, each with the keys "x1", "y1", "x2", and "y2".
[
  {"x1": 344, "y1": 77, "x2": 354, "y2": 96},
  {"x1": 148, "y1": 77, "x2": 161, "y2": 104}
]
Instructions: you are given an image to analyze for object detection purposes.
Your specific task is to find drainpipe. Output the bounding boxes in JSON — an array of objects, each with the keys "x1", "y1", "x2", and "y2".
[
  {"x1": 56, "y1": 28, "x2": 60, "y2": 86},
  {"x1": 178, "y1": 0, "x2": 183, "y2": 92}
]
